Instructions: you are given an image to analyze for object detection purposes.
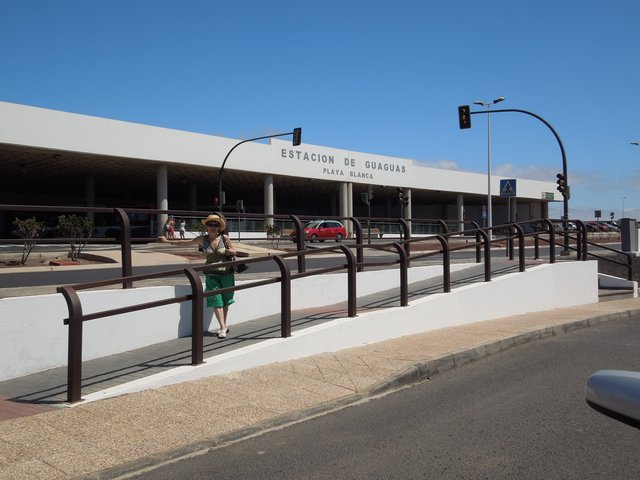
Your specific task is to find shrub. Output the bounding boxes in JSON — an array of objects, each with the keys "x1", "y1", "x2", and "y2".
[
  {"x1": 265, "y1": 224, "x2": 281, "y2": 249},
  {"x1": 12, "y1": 217, "x2": 45, "y2": 264},
  {"x1": 56, "y1": 215, "x2": 94, "y2": 261}
]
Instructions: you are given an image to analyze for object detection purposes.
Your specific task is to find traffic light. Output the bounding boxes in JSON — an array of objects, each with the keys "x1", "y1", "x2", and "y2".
[
  {"x1": 292, "y1": 127, "x2": 302, "y2": 146},
  {"x1": 397, "y1": 188, "x2": 409, "y2": 207},
  {"x1": 458, "y1": 105, "x2": 471, "y2": 129},
  {"x1": 556, "y1": 173, "x2": 567, "y2": 196}
]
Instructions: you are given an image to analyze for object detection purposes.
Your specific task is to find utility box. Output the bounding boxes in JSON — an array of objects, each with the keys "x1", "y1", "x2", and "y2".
[{"x1": 620, "y1": 218, "x2": 639, "y2": 252}]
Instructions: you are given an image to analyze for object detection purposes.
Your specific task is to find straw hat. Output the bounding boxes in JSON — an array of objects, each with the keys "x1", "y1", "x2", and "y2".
[{"x1": 201, "y1": 214, "x2": 226, "y2": 231}]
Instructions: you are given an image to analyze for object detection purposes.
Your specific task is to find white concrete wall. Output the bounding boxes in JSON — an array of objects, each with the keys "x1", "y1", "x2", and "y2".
[
  {"x1": 0, "y1": 262, "x2": 597, "y2": 383},
  {"x1": 0, "y1": 264, "x2": 474, "y2": 382},
  {"x1": 82, "y1": 261, "x2": 601, "y2": 401}
]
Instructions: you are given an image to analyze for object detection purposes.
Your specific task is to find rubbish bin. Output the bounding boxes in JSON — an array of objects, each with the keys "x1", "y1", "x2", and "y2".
[{"x1": 620, "y1": 218, "x2": 638, "y2": 252}]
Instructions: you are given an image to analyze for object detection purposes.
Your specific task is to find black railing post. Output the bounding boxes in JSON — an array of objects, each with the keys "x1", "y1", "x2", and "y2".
[
  {"x1": 391, "y1": 242, "x2": 409, "y2": 306},
  {"x1": 184, "y1": 268, "x2": 204, "y2": 365},
  {"x1": 514, "y1": 224, "x2": 525, "y2": 272},
  {"x1": 507, "y1": 224, "x2": 515, "y2": 260},
  {"x1": 290, "y1": 214, "x2": 306, "y2": 274},
  {"x1": 339, "y1": 245, "x2": 357, "y2": 317},
  {"x1": 576, "y1": 220, "x2": 588, "y2": 261},
  {"x1": 398, "y1": 218, "x2": 411, "y2": 263},
  {"x1": 58, "y1": 286, "x2": 84, "y2": 403},
  {"x1": 533, "y1": 222, "x2": 541, "y2": 260},
  {"x1": 273, "y1": 255, "x2": 292, "y2": 337},
  {"x1": 114, "y1": 208, "x2": 133, "y2": 288},
  {"x1": 543, "y1": 219, "x2": 556, "y2": 263},
  {"x1": 435, "y1": 235, "x2": 451, "y2": 293},
  {"x1": 477, "y1": 229, "x2": 491, "y2": 282},
  {"x1": 475, "y1": 231, "x2": 482, "y2": 263},
  {"x1": 350, "y1": 216, "x2": 364, "y2": 273}
]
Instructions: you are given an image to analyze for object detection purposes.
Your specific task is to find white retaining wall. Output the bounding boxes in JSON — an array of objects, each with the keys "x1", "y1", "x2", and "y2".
[{"x1": 0, "y1": 262, "x2": 598, "y2": 383}]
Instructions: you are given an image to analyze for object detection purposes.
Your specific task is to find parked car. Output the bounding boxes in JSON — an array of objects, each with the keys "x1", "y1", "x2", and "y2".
[
  {"x1": 586, "y1": 370, "x2": 640, "y2": 427},
  {"x1": 585, "y1": 221, "x2": 607, "y2": 232},
  {"x1": 290, "y1": 220, "x2": 347, "y2": 242}
]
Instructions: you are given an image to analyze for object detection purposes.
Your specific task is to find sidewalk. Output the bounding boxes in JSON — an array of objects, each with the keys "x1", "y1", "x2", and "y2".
[{"x1": 0, "y1": 297, "x2": 638, "y2": 479}]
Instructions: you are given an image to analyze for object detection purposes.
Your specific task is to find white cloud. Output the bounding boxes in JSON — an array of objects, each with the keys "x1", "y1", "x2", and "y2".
[{"x1": 418, "y1": 159, "x2": 461, "y2": 170}]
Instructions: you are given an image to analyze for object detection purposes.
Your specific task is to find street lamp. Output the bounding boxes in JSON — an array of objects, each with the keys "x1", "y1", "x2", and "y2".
[
  {"x1": 473, "y1": 96, "x2": 505, "y2": 240},
  {"x1": 217, "y1": 128, "x2": 301, "y2": 211}
]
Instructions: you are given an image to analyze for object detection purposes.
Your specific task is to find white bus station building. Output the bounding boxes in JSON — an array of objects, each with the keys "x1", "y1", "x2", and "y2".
[{"x1": 0, "y1": 101, "x2": 559, "y2": 236}]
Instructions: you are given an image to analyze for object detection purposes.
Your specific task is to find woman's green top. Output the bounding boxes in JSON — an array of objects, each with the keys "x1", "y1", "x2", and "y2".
[{"x1": 203, "y1": 234, "x2": 231, "y2": 273}]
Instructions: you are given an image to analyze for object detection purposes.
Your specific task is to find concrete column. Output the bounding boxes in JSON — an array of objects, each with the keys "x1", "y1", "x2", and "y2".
[
  {"x1": 541, "y1": 201, "x2": 549, "y2": 219},
  {"x1": 404, "y1": 188, "x2": 411, "y2": 233},
  {"x1": 189, "y1": 184, "x2": 198, "y2": 211},
  {"x1": 85, "y1": 176, "x2": 95, "y2": 222},
  {"x1": 339, "y1": 182, "x2": 349, "y2": 236},
  {"x1": 264, "y1": 174, "x2": 274, "y2": 227},
  {"x1": 456, "y1": 193, "x2": 464, "y2": 233},
  {"x1": 346, "y1": 182, "x2": 354, "y2": 237},
  {"x1": 157, "y1": 165, "x2": 168, "y2": 237}
]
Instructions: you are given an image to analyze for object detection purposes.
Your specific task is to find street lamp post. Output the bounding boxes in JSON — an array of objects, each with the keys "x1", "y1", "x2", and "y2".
[
  {"x1": 473, "y1": 97, "x2": 505, "y2": 241},
  {"x1": 217, "y1": 128, "x2": 301, "y2": 211}
]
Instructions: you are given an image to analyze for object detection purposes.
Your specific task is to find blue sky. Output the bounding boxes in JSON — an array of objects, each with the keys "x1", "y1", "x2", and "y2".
[{"x1": 1, "y1": 0, "x2": 639, "y2": 220}]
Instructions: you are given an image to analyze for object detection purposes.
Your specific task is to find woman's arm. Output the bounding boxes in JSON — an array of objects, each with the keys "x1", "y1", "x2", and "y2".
[{"x1": 158, "y1": 235, "x2": 202, "y2": 247}]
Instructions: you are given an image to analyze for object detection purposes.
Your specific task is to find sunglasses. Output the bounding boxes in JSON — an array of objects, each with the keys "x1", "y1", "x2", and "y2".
[{"x1": 206, "y1": 222, "x2": 220, "y2": 227}]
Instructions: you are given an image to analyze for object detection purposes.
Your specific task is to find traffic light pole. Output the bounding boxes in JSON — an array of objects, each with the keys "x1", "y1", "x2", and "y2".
[
  {"x1": 470, "y1": 108, "x2": 570, "y2": 253},
  {"x1": 217, "y1": 129, "x2": 301, "y2": 212}
]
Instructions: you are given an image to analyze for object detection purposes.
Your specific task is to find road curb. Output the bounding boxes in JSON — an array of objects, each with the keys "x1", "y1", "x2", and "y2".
[{"x1": 78, "y1": 308, "x2": 640, "y2": 480}]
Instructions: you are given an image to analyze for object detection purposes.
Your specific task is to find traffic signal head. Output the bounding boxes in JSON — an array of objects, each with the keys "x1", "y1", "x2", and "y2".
[
  {"x1": 397, "y1": 188, "x2": 404, "y2": 205},
  {"x1": 458, "y1": 105, "x2": 471, "y2": 129},
  {"x1": 556, "y1": 173, "x2": 567, "y2": 195},
  {"x1": 292, "y1": 128, "x2": 302, "y2": 146}
]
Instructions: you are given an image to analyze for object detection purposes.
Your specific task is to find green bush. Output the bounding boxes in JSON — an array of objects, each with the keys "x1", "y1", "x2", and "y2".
[
  {"x1": 56, "y1": 215, "x2": 94, "y2": 261},
  {"x1": 265, "y1": 224, "x2": 281, "y2": 249},
  {"x1": 12, "y1": 217, "x2": 45, "y2": 264}
]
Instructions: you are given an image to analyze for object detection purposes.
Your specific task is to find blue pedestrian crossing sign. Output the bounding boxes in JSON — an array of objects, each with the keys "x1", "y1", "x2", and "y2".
[{"x1": 500, "y1": 179, "x2": 517, "y2": 197}]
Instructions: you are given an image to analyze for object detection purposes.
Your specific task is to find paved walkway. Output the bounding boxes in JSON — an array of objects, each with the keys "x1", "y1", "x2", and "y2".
[{"x1": 0, "y1": 298, "x2": 638, "y2": 480}]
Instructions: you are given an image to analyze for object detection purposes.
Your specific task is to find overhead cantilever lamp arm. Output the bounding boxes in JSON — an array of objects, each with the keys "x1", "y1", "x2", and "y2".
[{"x1": 217, "y1": 130, "x2": 300, "y2": 211}]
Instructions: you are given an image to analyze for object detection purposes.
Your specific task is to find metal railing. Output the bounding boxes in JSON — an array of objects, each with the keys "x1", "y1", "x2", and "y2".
[
  {"x1": 1, "y1": 203, "x2": 634, "y2": 402},
  {"x1": 54, "y1": 219, "x2": 567, "y2": 403}
]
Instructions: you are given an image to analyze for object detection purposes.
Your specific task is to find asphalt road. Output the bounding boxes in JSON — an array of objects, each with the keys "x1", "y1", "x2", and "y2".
[{"x1": 131, "y1": 316, "x2": 640, "y2": 480}]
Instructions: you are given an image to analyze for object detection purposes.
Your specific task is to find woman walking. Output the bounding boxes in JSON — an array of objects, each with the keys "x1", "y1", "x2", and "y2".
[{"x1": 159, "y1": 213, "x2": 236, "y2": 338}]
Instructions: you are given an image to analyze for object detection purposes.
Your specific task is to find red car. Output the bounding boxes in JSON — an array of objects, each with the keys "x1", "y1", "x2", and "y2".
[{"x1": 290, "y1": 220, "x2": 347, "y2": 242}]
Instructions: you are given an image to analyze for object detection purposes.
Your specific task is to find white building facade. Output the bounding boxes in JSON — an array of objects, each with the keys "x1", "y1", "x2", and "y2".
[{"x1": 0, "y1": 101, "x2": 558, "y2": 236}]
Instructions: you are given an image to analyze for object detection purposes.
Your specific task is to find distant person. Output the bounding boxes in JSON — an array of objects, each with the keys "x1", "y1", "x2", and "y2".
[
  {"x1": 179, "y1": 218, "x2": 186, "y2": 239},
  {"x1": 167, "y1": 216, "x2": 175, "y2": 239},
  {"x1": 158, "y1": 213, "x2": 236, "y2": 339}
]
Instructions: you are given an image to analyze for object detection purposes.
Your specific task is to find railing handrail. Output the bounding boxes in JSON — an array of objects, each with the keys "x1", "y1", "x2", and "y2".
[{"x1": 3, "y1": 203, "x2": 634, "y2": 401}]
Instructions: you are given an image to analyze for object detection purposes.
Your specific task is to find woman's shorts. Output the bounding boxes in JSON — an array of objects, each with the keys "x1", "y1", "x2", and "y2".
[{"x1": 205, "y1": 273, "x2": 235, "y2": 308}]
